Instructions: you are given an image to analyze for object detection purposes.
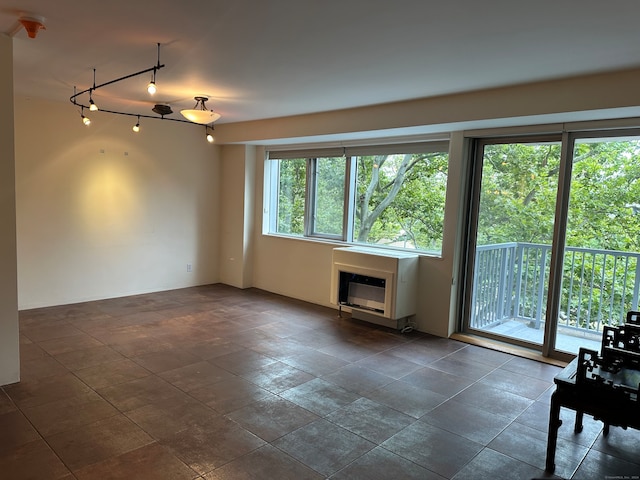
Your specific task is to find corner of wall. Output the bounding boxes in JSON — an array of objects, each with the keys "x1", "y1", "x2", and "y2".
[{"x1": 0, "y1": 34, "x2": 20, "y2": 385}]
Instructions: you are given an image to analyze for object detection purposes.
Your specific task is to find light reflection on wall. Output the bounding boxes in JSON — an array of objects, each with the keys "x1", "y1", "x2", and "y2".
[{"x1": 78, "y1": 154, "x2": 143, "y2": 242}]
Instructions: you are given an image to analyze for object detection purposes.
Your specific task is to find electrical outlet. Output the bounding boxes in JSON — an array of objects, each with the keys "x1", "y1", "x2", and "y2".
[{"x1": 187, "y1": 264, "x2": 192, "y2": 272}]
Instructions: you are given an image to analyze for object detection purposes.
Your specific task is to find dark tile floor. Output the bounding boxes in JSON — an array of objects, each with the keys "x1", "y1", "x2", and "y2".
[{"x1": 1, "y1": 284, "x2": 638, "y2": 479}]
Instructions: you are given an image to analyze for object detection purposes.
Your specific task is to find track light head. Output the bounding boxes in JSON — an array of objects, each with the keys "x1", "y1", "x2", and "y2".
[
  {"x1": 89, "y1": 98, "x2": 98, "y2": 111},
  {"x1": 147, "y1": 80, "x2": 156, "y2": 95},
  {"x1": 82, "y1": 115, "x2": 91, "y2": 126}
]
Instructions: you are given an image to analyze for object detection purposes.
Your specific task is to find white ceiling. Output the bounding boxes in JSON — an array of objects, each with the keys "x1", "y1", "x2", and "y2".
[{"x1": 3, "y1": 0, "x2": 640, "y2": 125}]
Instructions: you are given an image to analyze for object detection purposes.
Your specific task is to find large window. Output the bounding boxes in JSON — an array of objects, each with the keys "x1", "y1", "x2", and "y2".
[{"x1": 265, "y1": 140, "x2": 449, "y2": 254}]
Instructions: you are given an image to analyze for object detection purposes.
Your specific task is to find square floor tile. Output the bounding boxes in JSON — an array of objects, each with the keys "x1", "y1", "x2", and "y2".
[
  {"x1": 279, "y1": 350, "x2": 349, "y2": 376},
  {"x1": 322, "y1": 364, "x2": 394, "y2": 395},
  {"x1": 515, "y1": 400, "x2": 604, "y2": 448},
  {"x1": 210, "y1": 349, "x2": 278, "y2": 375},
  {"x1": 131, "y1": 347, "x2": 201, "y2": 374},
  {"x1": 572, "y1": 448, "x2": 640, "y2": 480},
  {"x1": 273, "y1": 419, "x2": 375, "y2": 477},
  {"x1": 364, "y1": 380, "x2": 448, "y2": 418},
  {"x1": 382, "y1": 421, "x2": 482, "y2": 478},
  {"x1": 0, "y1": 411, "x2": 41, "y2": 455},
  {"x1": 325, "y1": 397, "x2": 415, "y2": 444},
  {"x1": 74, "y1": 358, "x2": 151, "y2": 389},
  {"x1": 189, "y1": 376, "x2": 271, "y2": 414},
  {"x1": 204, "y1": 444, "x2": 322, "y2": 480},
  {"x1": 451, "y1": 447, "x2": 548, "y2": 480},
  {"x1": 161, "y1": 415, "x2": 265, "y2": 474},
  {"x1": 444, "y1": 344, "x2": 513, "y2": 367},
  {"x1": 240, "y1": 361, "x2": 314, "y2": 394},
  {"x1": 159, "y1": 361, "x2": 236, "y2": 392},
  {"x1": 452, "y1": 382, "x2": 533, "y2": 420},
  {"x1": 74, "y1": 442, "x2": 197, "y2": 480},
  {"x1": 226, "y1": 395, "x2": 319, "y2": 442},
  {"x1": 399, "y1": 366, "x2": 475, "y2": 398},
  {"x1": 37, "y1": 332, "x2": 104, "y2": 356},
  {"x1": 21, "y1": 390, "x2": 119, "y2": 437},
  {"x1": 429, "y1": 354, "x2": 497, "y2": 381},
  {"x1": 0, "y1": 439, "x2": 71, "y2": 479},
  {"x1": 479, "y1": 369, "x2": 552, "y2": 400},
  {"x1": 125, "y1": 395, "x2": 218, "y2": 439},
  {"x1": 53, "y1": 344, "x2": 125, "y2": 371},
  {"x1": 330, "y1": 446, "x2": 444, "y2": 480},
  {"x1": 46, "y1": 415, "x2": 154, "y2": 471},
  {"x1": 420, "y1": 399, "x2": 512, "y2": 445},
  {"x1": 488, "y1": 420, "x2": 588, "y2": 479},
  {"x1": 97, "y1": 375, "x2": 186, "y2": 412},
  {"x1": 590, "y1": 425, "x2": 640, "y2": 466},
  {"x1": 279, "y1": 378, "x2": 359, "y2": 416},
  {"x1": 500, "y1": 356, "x2": 562, "y2": 382},
  {"x1": 4, "y1": 373, "x2": 93, "y2": 409},
  {"x1": 353, "y1": 350, "x2": 424, "y2": 380}
]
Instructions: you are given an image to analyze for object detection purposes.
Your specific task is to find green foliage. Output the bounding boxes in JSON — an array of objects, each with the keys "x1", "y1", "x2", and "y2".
[
  {"x1": 476, "y1": 139, "x2": 640, "y2": 331},
  {"x1": 276, "y1": 159, "x2": 306, "y2": 235},
  {"x1": 355, "y1": 152, "x2": 448, "y2": 252},
  {"x1": 313, "y1": 157, "x2": 346, "y2": 235}
]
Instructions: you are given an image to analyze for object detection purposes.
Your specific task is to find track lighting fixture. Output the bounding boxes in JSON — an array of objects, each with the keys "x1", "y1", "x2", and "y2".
[
  {"x1": 80, "y1": 106, "x2": 91, "y2": 126},
  {"x1": 70, "y1": 44, "x2": 221, "y2": 133},
  {"x1": 206, "y1": 126, "x2": 214, "y2": 143},
  {"x1": 89, "y1": 70, "x2": 98, "y2": 111}
]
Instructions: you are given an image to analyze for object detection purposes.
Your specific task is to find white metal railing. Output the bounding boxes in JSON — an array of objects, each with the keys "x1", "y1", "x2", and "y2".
[{"x1": 471, "y1": 243, "x2": 640, "y2": 333}]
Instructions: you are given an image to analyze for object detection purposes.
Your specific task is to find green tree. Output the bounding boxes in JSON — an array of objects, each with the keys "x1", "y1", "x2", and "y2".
[{"x1": 355, "y1": 152, "x2": 448, "y2": 251}]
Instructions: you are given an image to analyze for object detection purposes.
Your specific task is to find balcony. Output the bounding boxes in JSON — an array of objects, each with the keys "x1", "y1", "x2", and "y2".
[{"x1": 471, "y1": 242, "x2": 640, "y2": 354}]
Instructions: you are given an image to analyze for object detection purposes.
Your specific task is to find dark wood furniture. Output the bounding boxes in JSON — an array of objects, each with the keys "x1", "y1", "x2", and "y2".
[{"x1": 545, "y1": 312, "x2": 640, "y2": 473}]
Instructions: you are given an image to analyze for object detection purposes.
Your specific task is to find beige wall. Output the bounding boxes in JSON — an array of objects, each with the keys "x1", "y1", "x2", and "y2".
[
  {"x1": 0, "y1": 34, "x2": 20, "y2": 385},
  {"x1": 15, "y1": 96, "x2": 221, "y2": 309},
  {"x1": 214, "y1": 67, "x2": 640, "y2": 144},
  {"x1": 228, "y1": 68, "x2": 640, "y2": 338},
  {"x1": 249, "y1": 139, "x2": 462, "y2": 337},
  {"x1": 218, "y1": 145, "x2": 255, "y2": 288}
]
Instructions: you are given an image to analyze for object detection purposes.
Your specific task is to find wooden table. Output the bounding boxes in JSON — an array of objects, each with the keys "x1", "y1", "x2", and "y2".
[{"x1": 546, "y1": 354, "x2": 640, "y2": 473}]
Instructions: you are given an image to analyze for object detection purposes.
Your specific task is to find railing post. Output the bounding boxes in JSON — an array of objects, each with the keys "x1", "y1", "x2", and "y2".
[
  {"x1": 514, "y1": 243, "x2": 524, "y2": 320},
  {"x1": 534, "y1": 247, "x2": 547, "y2": 329},
  {"x1": 633, "y1": 255, "x2": 640, "y2": 311},
  {"x1": 497, "y1": 246, "x2": 508, "y2": 321}
]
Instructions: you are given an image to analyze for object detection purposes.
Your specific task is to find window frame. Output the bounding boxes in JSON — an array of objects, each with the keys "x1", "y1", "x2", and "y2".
[{"x1": 265, "y1": 139, "x2": 450, "y2": 252}]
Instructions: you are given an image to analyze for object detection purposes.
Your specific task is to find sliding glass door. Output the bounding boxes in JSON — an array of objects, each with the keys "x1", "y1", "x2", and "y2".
[
  {"x1": 467, "y1": 137, "x2": 562, "y2": 349},
  {"x1": 552, "y1": 133, "x2": 640, "y2": 354},
  {"x1": 464, "y1": 130, "x2": 640, "y2": 358}
]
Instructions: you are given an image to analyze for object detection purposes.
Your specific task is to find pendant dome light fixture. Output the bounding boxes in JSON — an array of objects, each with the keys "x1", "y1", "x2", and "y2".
[{"x1": 180, "y1": 97, "x2": 221, "y2": 125}]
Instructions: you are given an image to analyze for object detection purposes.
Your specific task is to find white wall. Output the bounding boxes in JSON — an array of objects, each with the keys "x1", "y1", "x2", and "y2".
[
  {"x1": 0, "y1": 34, "x2": 20, "y2": 385},
  {"x1": 15, "y1": 96, "x2": 221, "y2": 309}
]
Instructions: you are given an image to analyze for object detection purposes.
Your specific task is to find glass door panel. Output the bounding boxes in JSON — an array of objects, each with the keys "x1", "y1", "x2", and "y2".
[
  {"x1": 469, "y1": 140, "x2": 561, "y2": 347},
  {"x1": 554, "y1": 135, "x2": 640, "y2": 354}
]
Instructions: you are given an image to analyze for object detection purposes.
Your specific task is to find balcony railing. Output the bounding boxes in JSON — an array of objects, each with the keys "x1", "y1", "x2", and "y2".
[{"x1": 471, "y1": 242, "x2": 640, "y2": 334}]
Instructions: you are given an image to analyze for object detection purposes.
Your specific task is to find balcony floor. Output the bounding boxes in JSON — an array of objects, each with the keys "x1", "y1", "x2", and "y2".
[{"x1": 480, "y1": 319, "x2": 602, "y2": 355}]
